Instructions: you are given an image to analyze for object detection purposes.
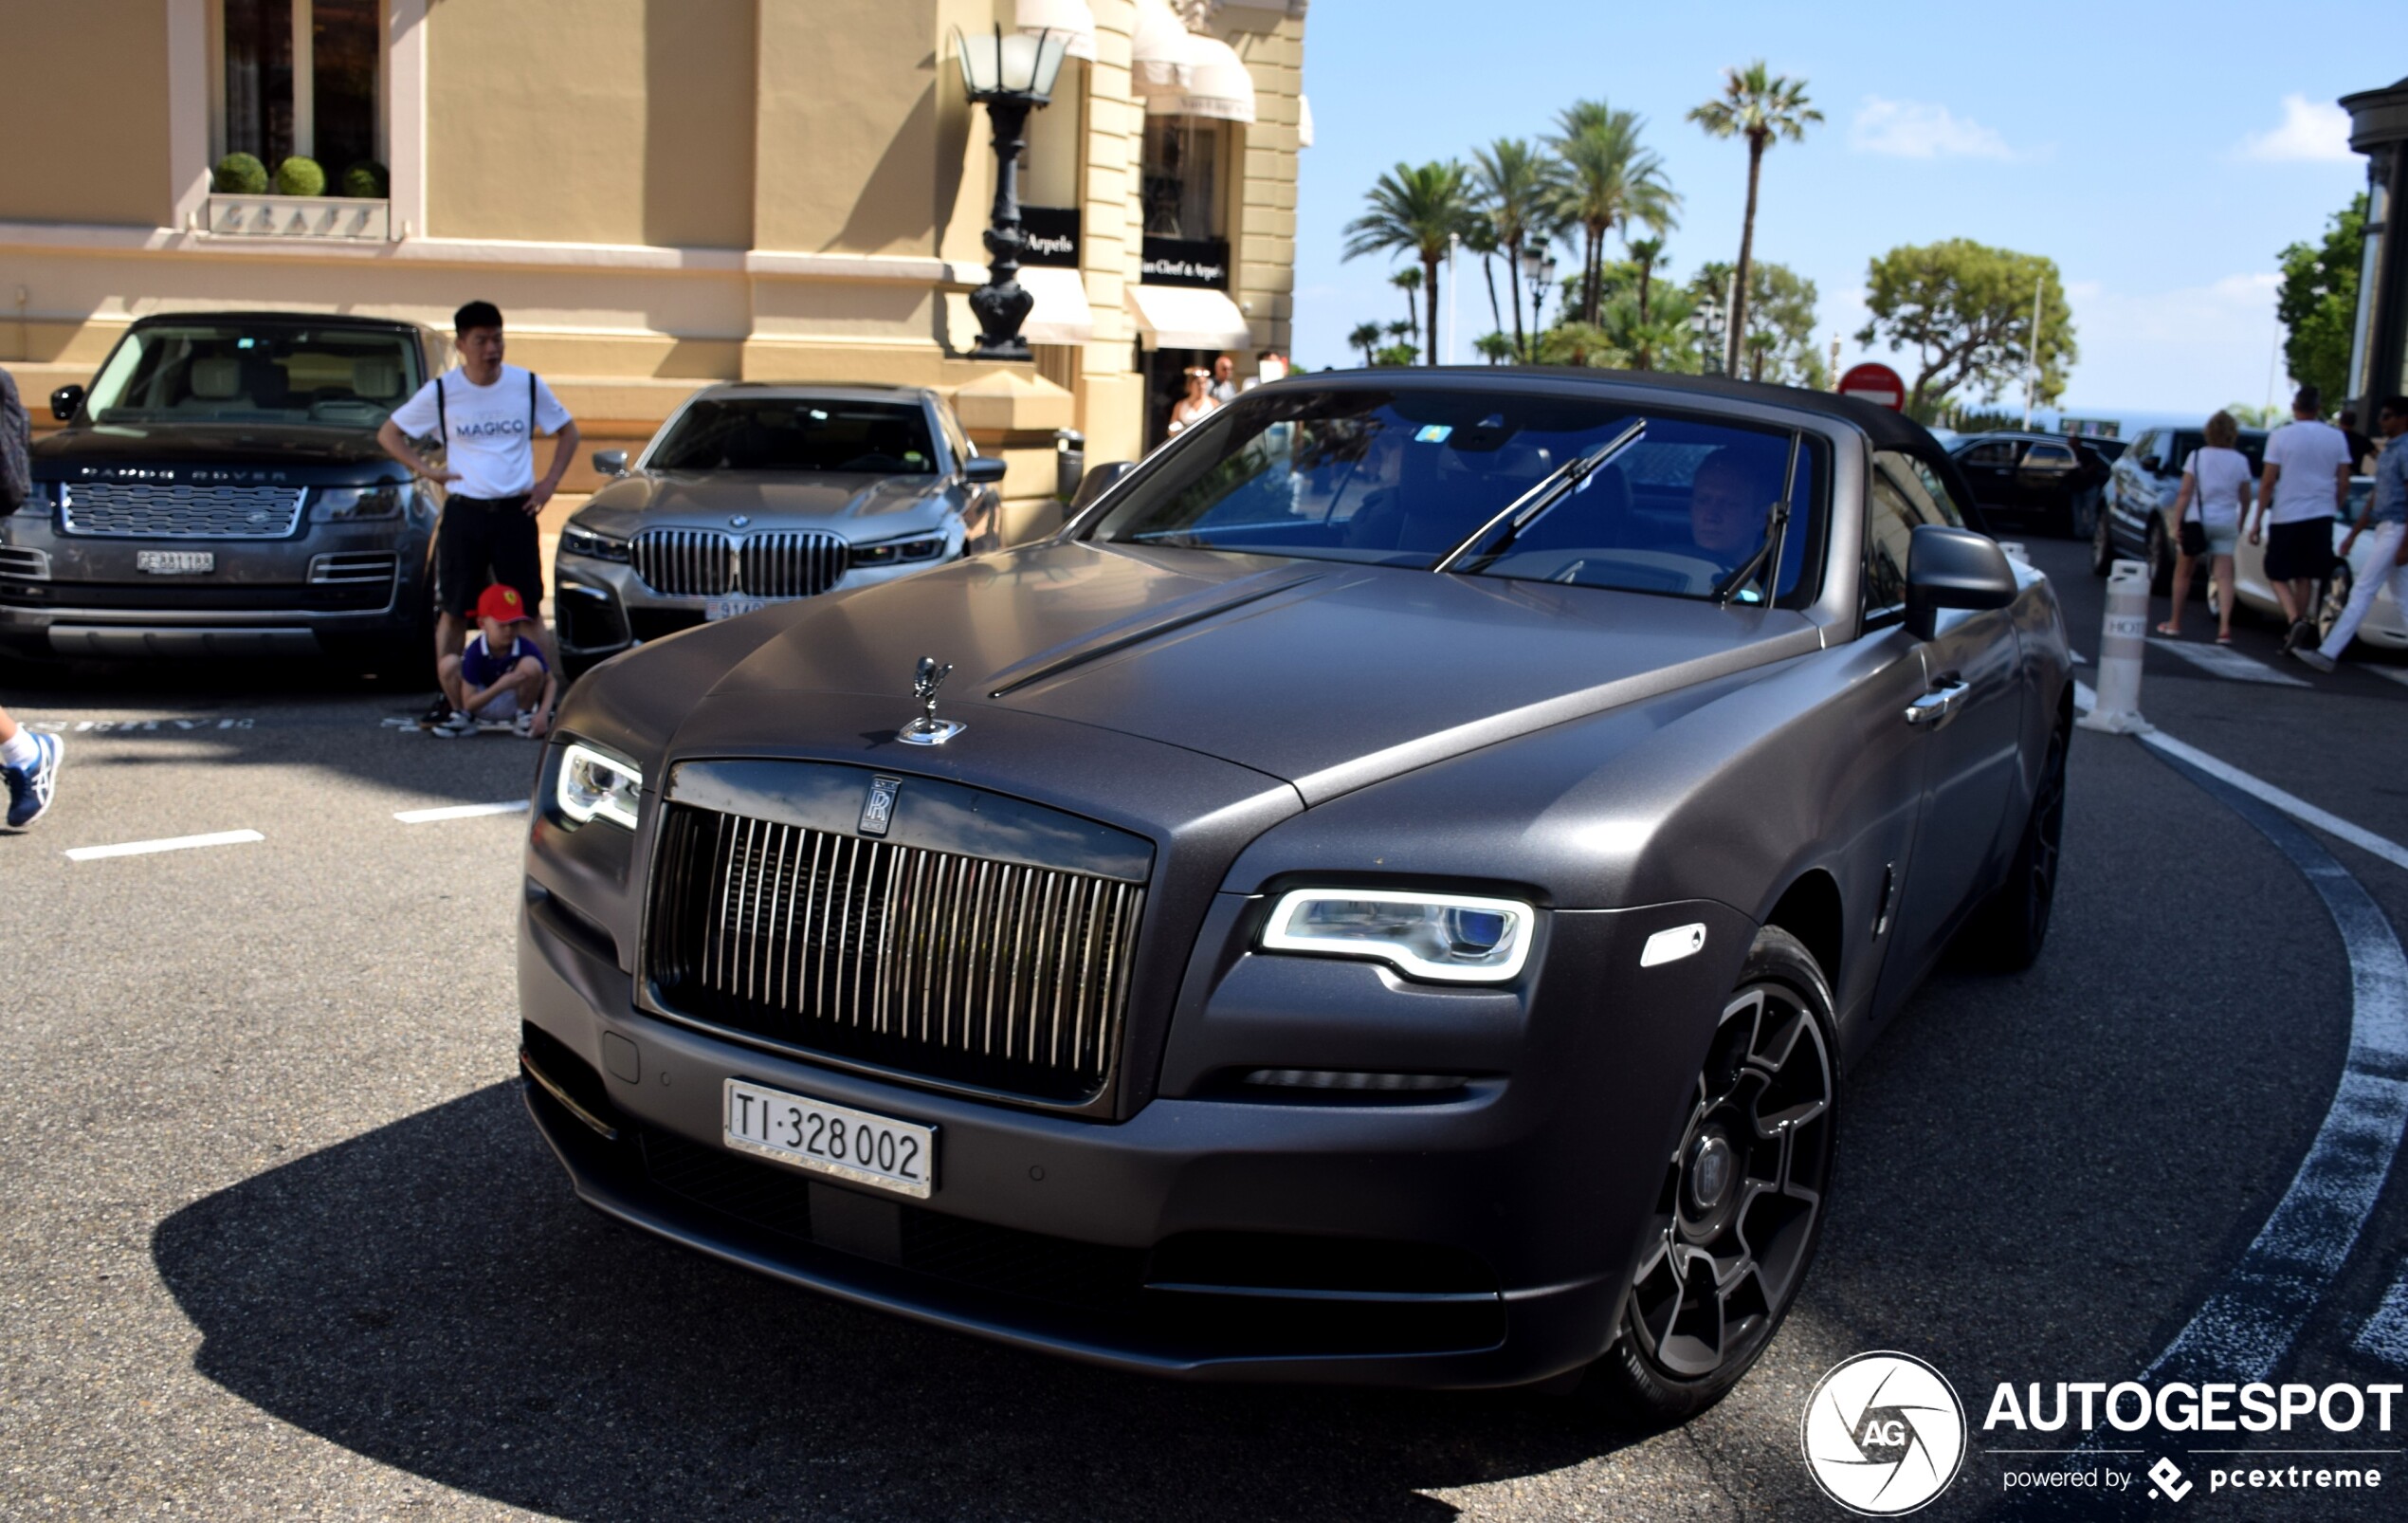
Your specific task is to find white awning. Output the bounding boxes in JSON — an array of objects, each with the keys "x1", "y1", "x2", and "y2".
[
  {"x1": 1016, "y1": 266, "x2": 1094, "y2": 346},
  {"x1": 1143, "y1": 32, "x2": 1256, "y2": 122},
  {"x1": 1298, "y1": 92, "x2": 1314, "y2": 148},
  {"x1": 1131, "y1": 0, "x2": 1194, "y2": 97},
  {"x1": 1016, "y1": 0, "x2": 1096, "y2": 61},
  {"x1": 1127, "y1": 284, "x2": 1251, "y2": 352}
]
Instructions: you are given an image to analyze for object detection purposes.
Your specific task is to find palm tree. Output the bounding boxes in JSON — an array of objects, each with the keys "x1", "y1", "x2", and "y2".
[
  {"x1": 1470, "y1": 138, "x2": 1564, "y2": 360},
  {"x1": 1626, "y1": 236, "x2": 1666, "y2": 325},
  {"x1": 1473, "y1": 332, "x2": 1516, "y2": 366},
  {"x1": 1390, "y1": 267, "x2": 1423, "y2": 343},
  {"x1": 1461, "y1": 214, "x2": 1506, "y2": 343},
  {"x1": 1546, "y1": 102, "x2": 1678, "y2": 327},
  {"x1": 1345, "y1": 161, "x2": 1475, "y2": 364},
  {"x1": 1687, "y1": 62, "x2": 1821, "y2": 376},
  {"x1": 1348, "y1": 321, "x2": 1383, "y2": 368}
]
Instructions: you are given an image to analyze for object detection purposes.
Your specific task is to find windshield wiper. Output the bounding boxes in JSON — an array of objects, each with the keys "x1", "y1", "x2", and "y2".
[
  {"x1": 1432, "y1": 417, "x2": 1648, "y2": 575},
  {"x1": 1711, "y1": 430, "x2": 1804, "y2": 606}
]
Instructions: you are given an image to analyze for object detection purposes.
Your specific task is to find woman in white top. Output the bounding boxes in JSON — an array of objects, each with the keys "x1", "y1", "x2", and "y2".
[
  {"x1": 2158, "y1": 410, "x2": 2254, "y2": 643},
  {"x1": 1167, "y1": 368, "x2": 1219, "y2": 435}
]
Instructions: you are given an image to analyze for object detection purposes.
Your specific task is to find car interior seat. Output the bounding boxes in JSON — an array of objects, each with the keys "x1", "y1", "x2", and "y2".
[
  {"x1": 352, "y1": 357, "x2": 404, "y2": 401},
  {"x1": 187, "y1": 356, "x2": 244, "y2": 404}
]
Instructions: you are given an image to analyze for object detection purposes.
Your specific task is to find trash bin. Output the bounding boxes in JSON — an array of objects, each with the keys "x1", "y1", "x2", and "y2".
[{"x1": 1053, "y1": 430, "x2": 1085, "y2": 504}]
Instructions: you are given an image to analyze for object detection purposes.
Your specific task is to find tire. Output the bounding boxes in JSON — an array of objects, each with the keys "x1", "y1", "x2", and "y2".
[
  {"x1": 1959, "y1": 721, "x2": 2068, "y2": 972},
  {"x1": 2316, "y1": 564, "x2": 2354, "y2": 649},
  {"x1": 2144, "y1": 516, "x2": 2173, "y2": 595},
  {"x1": 2089, "y1": 504, "x2": 2114, "y2": 578},
  {"x1": 1594, "y1": 926, "x2": 1837, "y2": 1424}
]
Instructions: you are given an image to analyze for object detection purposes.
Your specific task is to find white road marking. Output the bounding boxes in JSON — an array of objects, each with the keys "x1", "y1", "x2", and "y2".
[
  {"x1": 2070, "y1": 649, "x2": 2088, "y2": 666},
  {"x1": 2074, "y1": 682, "x2": 2408, "y2": 874},
  {"x1": 2148, "y1": 636, "x2": 2308, "y2": 686},
  {"x1": 393, "y1": 800, "x2": 529, "y2": 825},
  {"x1": 2356, "y1": 1268, "x2": 2408, "y2": 1369},
  {"x1": 2366, "y1": 666, "x2": 2408, "y2": 689},
  {"x1": 63, "y1": 829, "x2": 265, "y2": 862}
]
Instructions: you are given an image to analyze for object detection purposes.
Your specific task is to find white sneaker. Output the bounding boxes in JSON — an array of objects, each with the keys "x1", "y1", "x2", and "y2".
[{"x1": 429, "y1": 710, "x2": 476, "y2": 738}]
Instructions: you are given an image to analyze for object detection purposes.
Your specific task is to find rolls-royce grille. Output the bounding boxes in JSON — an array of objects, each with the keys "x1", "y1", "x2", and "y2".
[
  {"x1": 648, "y1": 805, "x2": 1144, "y2": 1103},
  {"x1": 60, "y1": 482, "x2": 306, "y2": 539},
  {"x1": 631, "y1": 529, "x2": 848, "y2": 599}
]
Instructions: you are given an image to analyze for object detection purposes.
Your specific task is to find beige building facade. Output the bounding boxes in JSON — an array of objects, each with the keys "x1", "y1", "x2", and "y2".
[{"x1": 0, "y1": 0, "x2": 1309, "y2": 533}]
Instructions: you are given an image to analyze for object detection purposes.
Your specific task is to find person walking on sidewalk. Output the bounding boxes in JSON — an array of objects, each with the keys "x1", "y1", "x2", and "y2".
[
  {"x1": 2156, "y1": 412, "x2": 2253, "y2": 643},
  {"x1": 2294, "y1": 395, "x2": 2408, "y2": 673},
  {"x1": 2249, "y1": 384, "x2": 2354, "y2": 651},
  {"x1": 0, "y1": 366, "x2": 63, "y2": 827},
  {"x1": 375, "y1": 300, "x2": 578, "y2": 727}
]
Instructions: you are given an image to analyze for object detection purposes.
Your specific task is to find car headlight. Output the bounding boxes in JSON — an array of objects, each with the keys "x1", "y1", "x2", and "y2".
[
  {"x1": 1260, "y1": 889, "x2": 1535, "y2": 982},
  {"x1": 309, "y1": 485, "x2": 406, "y2": 522},
  {"x1": 556, "y1": 742, "x2": 644, "y2": 830},
  {"x1": 560, "y1": 523, "x2": 631, "y2": 562},
  {"x1": 851, "y1": 532, "x2": 948, "y2": 566}
]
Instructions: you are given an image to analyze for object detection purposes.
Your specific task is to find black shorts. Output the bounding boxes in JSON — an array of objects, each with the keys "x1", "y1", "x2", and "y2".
[
  {"x1": 2264, "y1": 517, "x2": 2337, "y2": 583},
  {"x1": 433, "y1": 494, "x2": 543, "y2": 617}
]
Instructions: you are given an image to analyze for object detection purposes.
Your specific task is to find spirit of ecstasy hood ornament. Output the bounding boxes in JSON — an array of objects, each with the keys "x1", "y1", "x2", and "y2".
[{"x1": 899, "y1": 656, "x2": 964, "y2": 745}]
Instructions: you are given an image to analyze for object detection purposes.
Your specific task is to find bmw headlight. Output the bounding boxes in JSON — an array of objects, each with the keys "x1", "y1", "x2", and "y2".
[
  {"x1": 556, "y1": 742, "x2": 644, "y2": 830},
  {"x1": 1260, "y1": 889, "x2": 1535, "y2": 982},
  {"x1": 560, "y1": 523, "x2": 631, "y2": 562},
  {"x1": 309, "y1": 484, "x2": 406, "y2": 522},
  {"x1": 851, "y1": 532, "x2": 948, "y2": 566}
]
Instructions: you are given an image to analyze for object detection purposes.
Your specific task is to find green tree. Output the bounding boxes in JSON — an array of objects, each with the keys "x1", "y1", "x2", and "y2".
[
  {"x1": 1538, "y1": 321, "x2": 1628, "y2": 369},
  {"x1": 1372, "y1": 341, "x2": 1421, "y2": 368},
  {"x1": 1724, "y1": 261, "x2": 1822, "y2": 386},
  {"x1": 1471, "y1": 137, "x2": 1567, "y2": 359},
  {"x1": 2227, "y1": 400, "x2": 2289, "y2": 429},
  {"x1": 1473, "y1": 331, "x2": 1517, "y2": 366},
  {"x1": 1548, "y1": 101, "x2": 1678, "y2": 326},
  {"x1": 1391, "y1": 266, "x2": 1423, "y2": 342},
  {"x1": 2276, "y1": 194, "x2": 2366, "y2": 406},
  {"x1": 1687, "y1": 62, "x2": 1821, "y2": 376},
  {"x1": 1347, "y1": 321, "x2": 1383, "y2": 368},
  {"x1": 1626, "y1": 236, "x2": 1667, "y2": 326},
  {"x1": 1345, "y1": 162, "x2": 1474, "y2": 365},
  {"x1": 1463, "y1": 214, "x2": 1507, "y2": 343},
  {"x1": 1603, "y1": 284, "x2": 1702, "y2": 373},
  {"x1": 1856, "y1": 239, "x2": 2077, "y2": 418}
]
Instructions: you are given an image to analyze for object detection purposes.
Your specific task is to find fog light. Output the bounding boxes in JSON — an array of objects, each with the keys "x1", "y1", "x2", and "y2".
[{"x1": 1244, "y1": 1070, "x2": 1468, "y2": 1092}]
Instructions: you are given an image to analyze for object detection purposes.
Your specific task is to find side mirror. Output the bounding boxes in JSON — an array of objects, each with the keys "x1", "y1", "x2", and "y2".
[
  {"x1": 962, "y1": 455, "x2": 1009, "y2": 486},
  {"x1": 49, "y1": 385, "x2": 83, "y2": 423},
  {"x1": 1067, "y1": 460, "x2": 1137, "y2": 517},
  {"x1": 1904, "y1": 523, "x2": 2017, "y2": 640},
  {"x1": 591, "y1": 449, "x2": 629, "y2": 476}
]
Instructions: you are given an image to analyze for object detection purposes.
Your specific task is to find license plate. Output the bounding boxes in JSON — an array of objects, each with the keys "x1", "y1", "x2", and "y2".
[
  {"x1": 722, "y1": 1078, "x2": 936, "y2": 1199},
  {"x1": 705, "y1": 596, "x2": 769, "y2": 622},
  {"x1": 136, "y1": 551, "x2": 214, "y2": 575}
]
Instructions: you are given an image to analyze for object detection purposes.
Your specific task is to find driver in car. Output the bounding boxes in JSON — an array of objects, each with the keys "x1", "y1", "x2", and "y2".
[{"x1": 1686, "y1": 449, "x2": 1778, "y2": 565}]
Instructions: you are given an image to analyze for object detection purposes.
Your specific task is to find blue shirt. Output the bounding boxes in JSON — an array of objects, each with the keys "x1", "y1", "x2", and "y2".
[
  {"x1": 462, "y1": 633, "x2": 544, "y2": 689},
  {"x1": 2375, "y1": 433, "x2": 2408, "y2": 524}
]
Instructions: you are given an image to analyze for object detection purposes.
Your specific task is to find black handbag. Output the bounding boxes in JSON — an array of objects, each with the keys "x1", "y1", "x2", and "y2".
[{"x1": 2179, "y1": 451, "x2": 2212, "y2": 556}]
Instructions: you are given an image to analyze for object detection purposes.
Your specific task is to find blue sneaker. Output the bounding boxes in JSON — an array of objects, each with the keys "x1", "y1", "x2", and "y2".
[{"x1": 5, "y1": 731, "x2": 62, "y2": 828}]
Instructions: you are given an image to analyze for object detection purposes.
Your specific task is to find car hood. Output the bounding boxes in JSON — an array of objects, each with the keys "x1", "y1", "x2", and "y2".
[
  {"x1": 30, "y1": 422, "x2": 406, "y2": 484},
  {"x1": 703, "y1": 541, "x2": 1821, "y2": 804},
  {"x1": 576, "y1": 471, "x2": 945, "y2": 536}
]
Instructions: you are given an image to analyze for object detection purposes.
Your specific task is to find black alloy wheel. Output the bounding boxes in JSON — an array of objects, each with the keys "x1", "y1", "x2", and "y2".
[
  {"x1": 2090, "y1": 503, "x2": 2115, "y2": 577},
  {"x1": 2317, "y1": 564, "x2": 2355, "y2": 649},
  {"x1": 1961, "y1": 721, "x2": 2069, "y2": 970},
  {"x1": 1598, "y1": 927, "x2": 1837, "y2": 1422}
]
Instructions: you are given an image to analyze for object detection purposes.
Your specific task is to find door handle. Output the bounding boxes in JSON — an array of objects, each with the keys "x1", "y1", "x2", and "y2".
[{"x1": 1905, "y1": 679, "x2": 1970, "y2": 729}]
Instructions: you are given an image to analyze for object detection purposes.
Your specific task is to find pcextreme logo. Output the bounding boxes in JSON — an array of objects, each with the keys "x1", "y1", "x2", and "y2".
[{"x1": 1800, "y1": 1351, "x2": 1969, "y2": 1515}]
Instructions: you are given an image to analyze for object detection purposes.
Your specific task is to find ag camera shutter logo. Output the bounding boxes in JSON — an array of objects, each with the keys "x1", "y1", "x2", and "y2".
[{"x1": 1800, "y1": 1351, "x2": 1968, "y2": 1514}]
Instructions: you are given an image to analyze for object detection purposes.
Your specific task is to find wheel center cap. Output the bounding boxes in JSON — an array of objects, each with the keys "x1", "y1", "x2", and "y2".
[{"x1": 1688, "y1": 1134, "x2": 1733, "y2": 1213}]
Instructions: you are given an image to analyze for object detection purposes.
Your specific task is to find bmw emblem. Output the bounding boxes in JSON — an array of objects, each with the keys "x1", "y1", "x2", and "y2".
[{"x1": 729, "y1": 514, "x2": 751, "y2": 528}]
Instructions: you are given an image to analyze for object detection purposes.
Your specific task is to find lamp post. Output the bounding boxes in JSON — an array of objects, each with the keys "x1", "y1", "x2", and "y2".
[
  {"x1": 954, "y1": 25, "x2": 1070, "y2": 361},
  {"x1": 1520, "y1": 247, "x2": 1557, "y2": 362},
  {"x1": 1691, "y1": 293, "x2": 1724, "y2": 375}
]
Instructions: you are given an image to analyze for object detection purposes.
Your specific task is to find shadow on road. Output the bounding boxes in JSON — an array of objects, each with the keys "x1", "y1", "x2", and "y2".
[{"x1": 153, "y1": 1083, "x2": 1640, "y2": 1522}]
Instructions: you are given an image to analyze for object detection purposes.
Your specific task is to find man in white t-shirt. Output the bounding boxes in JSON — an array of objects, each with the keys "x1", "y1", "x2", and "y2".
[
  {"x1": 2248, "y1": 384, "x2": 2353, "y2": 650},
  {"x1": 376, "y1": 300, "x2": 579, "y2": 725}
]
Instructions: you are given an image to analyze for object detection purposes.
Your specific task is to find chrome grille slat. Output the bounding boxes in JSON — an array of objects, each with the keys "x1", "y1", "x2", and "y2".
[
  {"x1": 633, "y1": 528, "x2": 850, "y2": 599},
  {"x1": 648, "y1": 805, "x2": 1143, "y2": 1104},
  {"x1": 60, "y1": 482, "x2": 306, "y2": 539}
]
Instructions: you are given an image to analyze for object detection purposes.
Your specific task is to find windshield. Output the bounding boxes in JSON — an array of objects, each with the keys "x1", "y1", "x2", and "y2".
[
  {"x1": 83, "y1": 323, "x2": 423, "y2": 428},
  {"x1": 1090, "y1": 387, "x2": 1822, "y2": 602},
  {"x1": 648, "y1": 399, "x2": 939, "y2": 473}
]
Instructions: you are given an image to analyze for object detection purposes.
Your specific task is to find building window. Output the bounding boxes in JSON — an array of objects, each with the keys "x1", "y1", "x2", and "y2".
[
  {"x1": 220, "y1": 0, "x2": 383, "y2": 179},
  {"x1": 1142, "y1": 118, "x2": 1224, "y2": 240}
]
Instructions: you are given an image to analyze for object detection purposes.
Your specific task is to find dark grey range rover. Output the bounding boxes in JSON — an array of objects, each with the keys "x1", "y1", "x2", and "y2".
[
  {"x1": 517, "y1": 368, "x2": 2070, "y2": 1416},
  {"x1": 3, "y1": 312, "x2": 444, "y2": 666}
]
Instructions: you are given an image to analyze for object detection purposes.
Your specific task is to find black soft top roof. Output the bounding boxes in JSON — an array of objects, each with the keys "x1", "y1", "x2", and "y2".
[{"x1": 127, "y1": 310, "x2": 429, "y2": 334}]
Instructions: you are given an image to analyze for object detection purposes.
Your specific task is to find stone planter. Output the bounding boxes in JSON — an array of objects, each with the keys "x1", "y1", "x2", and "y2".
[{"x1": 205, "y1": 194, "x2": 391, "y2": 241}]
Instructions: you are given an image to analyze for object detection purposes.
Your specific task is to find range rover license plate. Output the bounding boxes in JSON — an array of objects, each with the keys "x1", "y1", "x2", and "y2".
[
  {"x1": 722, "y1": 1077, "x2": 936, "y2": 1199},
  {"x1": 136, "y1": 551, "x2": 214, "y2": 575},
  {"x1": 705, "y1": 596, "x2": 768, "y2": 622}
]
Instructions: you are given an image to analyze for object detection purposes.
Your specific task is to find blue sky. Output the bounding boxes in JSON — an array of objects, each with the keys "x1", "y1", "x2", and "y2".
[{"x1": 1288, "y1": 1, "x2": 2379, "y2": 421}]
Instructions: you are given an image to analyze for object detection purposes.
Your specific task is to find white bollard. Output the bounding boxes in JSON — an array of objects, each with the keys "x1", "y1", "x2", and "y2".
[{"x1": 2077, "y1": 558, "x2": 2154, "y2": 734}]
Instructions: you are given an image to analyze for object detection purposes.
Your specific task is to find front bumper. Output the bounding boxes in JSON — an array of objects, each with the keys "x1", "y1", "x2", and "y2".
[{"x1": 553, "y1": 550, "x2": 956, "y2": 670}]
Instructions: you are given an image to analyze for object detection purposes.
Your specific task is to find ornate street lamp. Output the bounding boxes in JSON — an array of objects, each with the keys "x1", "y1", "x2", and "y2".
[
  {"x1": 954, "y1": 25, "x2": 1071, "y2": 361},
  {"x1": 1520, "y1": 247, "x2": 1558, "y2": 361}
]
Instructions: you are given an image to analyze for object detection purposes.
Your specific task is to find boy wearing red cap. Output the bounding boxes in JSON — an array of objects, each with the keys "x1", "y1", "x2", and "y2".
[{"x1": 432, "y1": 584, "x2": 556, "y2": 738}]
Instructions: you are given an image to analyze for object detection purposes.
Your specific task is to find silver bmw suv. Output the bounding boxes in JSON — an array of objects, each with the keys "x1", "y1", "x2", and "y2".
[{"x1": 553, "y1": 383, "x2": 1006, "y2": 679}]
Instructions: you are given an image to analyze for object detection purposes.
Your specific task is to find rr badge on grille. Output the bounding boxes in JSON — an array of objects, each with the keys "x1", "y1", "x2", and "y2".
[{"x1": 859, "y1": 775, "x2": 902, "y2": 837}]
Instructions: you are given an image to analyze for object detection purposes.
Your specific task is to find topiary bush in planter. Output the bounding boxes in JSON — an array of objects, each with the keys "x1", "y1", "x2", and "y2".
[
  {"x1": 274, "y1": 156, "x2": 326, "y2": 197},
  {"x1": 339, "y1": 160, "x2": 390, "y2": 199},
  {"x1": 212, "y1": 153, "x2": 268, "y2": 194}
]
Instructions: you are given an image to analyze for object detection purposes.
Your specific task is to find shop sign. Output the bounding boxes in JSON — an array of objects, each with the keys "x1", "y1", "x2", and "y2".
[
  {"x1": 1020, "y1": 207, "x2": 1081, "y2": 268},
  {"x1": 1141, "y1": 236, "x2": 1231, "y2": 290}
]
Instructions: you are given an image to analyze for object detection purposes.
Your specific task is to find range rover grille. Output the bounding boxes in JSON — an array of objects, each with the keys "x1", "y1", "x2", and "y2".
[
  {"x1": 631, "y1": 529, "x2": 847, "y2": 599},
  {"x1": 647, "y1": 804, "x2": 1144, "y2": 1104},
  {"x1": 60, "y1": 482, "x2": 305, "y2": 539}
]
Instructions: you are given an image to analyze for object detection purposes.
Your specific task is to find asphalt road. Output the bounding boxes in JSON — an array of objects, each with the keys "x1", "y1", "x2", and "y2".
[{"x1": 2, "y1": 536, "x2": 2405, "y2": 1521}]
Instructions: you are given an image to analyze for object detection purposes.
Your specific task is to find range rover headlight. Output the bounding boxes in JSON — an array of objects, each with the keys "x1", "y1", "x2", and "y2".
[
  {"x1": 556, "y1": 742, "x2": 644, "y2": 830},
  {"x1": 560, "y1": 523, "x2": 631, "y2": 562},
  {"x1": 309, "y1": 485, "x2": 406, "y2": 522},
  {"x1": 1260, "y1": 890, "x2": 1535, "y2": 983}
]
